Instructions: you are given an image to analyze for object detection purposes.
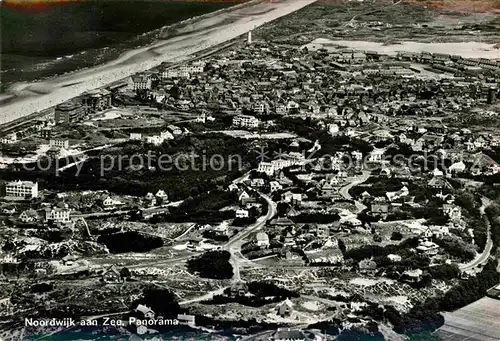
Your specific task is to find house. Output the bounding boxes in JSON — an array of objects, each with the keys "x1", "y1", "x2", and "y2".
[
  {"x1": 0, "y1": 133, "x2": 17, "y2": 144},
  {"x1": 177, "y1": 314, "x2": 195, "y2": 327},
  {"x1": 160, "y1": 131, "x2": 175, "y2": 141},
  {"x1": 387, "y1": 254, "x2": 402, "y2": 262},
  {"x1": 229, "y1": 281, "x2": 249, "y2": 297},
  {"x1": 416, "y1": 240, "x2": 439, "y2": 255},
  {"x1": 369, "y1": 149, "x2": 385, "y2": 162},
  {"x1": 327, "y1": 123, "x2": 340, "y2": 135},
  {"x1": 256, "y1": 232, "x2": 270, "y2": 247},
  {"x1": 270, "y1": 329, "x2": 307, "y2": 341},
  {"x1": 102, "y1": 196, "x2": 124, "y2": 210},
  {"x1": 228, "y1": 183, "x2": 239, "y2": 192},
  {"x1": 155, "y1": 190, "x2": 168, "y2": 201},
  {"x1": 359, "y1": 259, "x2": 377, "y2": 273},
  {"x1": 130, "y1": 133, "x2": 142, "y2": 141},
  {"x1": 130, "y1": 74, "x2": 152, "y2": 90},
  {"x1": 275, "y1": 299, "x2": 294, "y2": 317},
  {"x1": 44, "y1": 207, "x2": 71, "y2": 223},
  {"x1": 428, "y1": 176, "x2": 452, "y2": 189},
  {"x1": 283, "y1": 191, "x2": 302, "y2": 204},
  {"x1": 447, "y1": 161, "x2": 466, "y2": 176},
  {"x1": 144, "y1": 192, "x2": 157, "y2": 207},
  {"x1": 232, "y1": 114, "x2": 259, "y2": 128},
  {"x1": 251, "y1": 178, "x2": 265, "y2": 188},
  {"x1": 386, "y1": 186, "x2": 409, "y2": 202},
  {"x1": 371, "y1": 197, "x2": 389, "y2": 214},
  {"x1": 101, "y1": 266, "x2": 122, "y2": 283},
  {"x1": 237, "y1": 190, "x2": 250, "y2": 204},
  {"x1": 236, "y1": 209, "x2": 249, "y2": 218},
  {"x1": 135, "y1": 304, "x2": 155, "y2": 319},
  {"x1": 0, "y1": 297, "x2": 12, "y2": 311},
  {"x1": 443, "y1": 204, "x2": 461, "y2": 220},
  {"x1": 19, "y1": 209, "x2": 41, "y2": 223},
  {"x1": 257, "y1": 162, "x2": 275, "y2": 176},
  {"x1": 49, "y1": 139, "x2": 69, "y2": 149},
  {"x1": 270, "y1": 217, "x2": 295, "y2": 227},
  {"x1": 423, "y1": 225, "x2": 450, "y2": 239},
  {"x1": 402, "y1": 269, "x2": 423, "y2": 283},
  {"x1": 167, "y1": 125, "x2": 182, "y2": 135},
  {"x1": 269, "y1": 181, "x2": 282, "y2": 192}
]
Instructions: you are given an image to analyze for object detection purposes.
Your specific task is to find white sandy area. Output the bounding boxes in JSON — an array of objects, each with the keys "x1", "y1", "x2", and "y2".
[
  {"x1": 308, "y1": 38, "x2": 500, "y2": 59},
  {"x1": 349, "y1": 277, "x2": 395, "y2": 287},
  {"x1": 302, "y1": 300, "x2": 323, "y2": 311},
  {"x1": 0, "y1": 0, "x2": 317, "y2": 125},
  {"x1": 0, "y1": 144, "x2": 107, "y2": 166},
  {"x1": 384, "y1": 295, "x2": 410, "y2": 306},
  {"x1": 91, "y1": 109, "x2": 123, "y2": 121}
]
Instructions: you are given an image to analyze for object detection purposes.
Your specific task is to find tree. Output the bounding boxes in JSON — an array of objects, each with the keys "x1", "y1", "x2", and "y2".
[
  {"x1": 120, "y1": 267, "x2": 132, "y2": 281},
  {"x1": 390, "y1": 231, "x2": 403, "y2": 241},
  {"x1": 187, "y1": 250, "x2": 233, "y2": 279}
]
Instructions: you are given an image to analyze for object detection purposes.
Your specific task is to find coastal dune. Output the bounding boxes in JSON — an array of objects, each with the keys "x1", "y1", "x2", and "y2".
[{"x1": 0, "y1": 0, "x2": 317, "y2": 125}]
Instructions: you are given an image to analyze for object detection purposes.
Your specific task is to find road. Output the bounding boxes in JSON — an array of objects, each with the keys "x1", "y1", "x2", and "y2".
[
  {"x1": 459, "y1": 197, "x2": 493, "y2": 272},
  {"x1": 339, "y1": 170, "x2": 371, "y2": 201}
]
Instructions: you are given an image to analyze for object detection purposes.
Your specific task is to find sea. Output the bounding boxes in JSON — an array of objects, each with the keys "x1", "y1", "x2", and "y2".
[{"x1": 0, "y1": 0, "x2": 242, "y2": 92}]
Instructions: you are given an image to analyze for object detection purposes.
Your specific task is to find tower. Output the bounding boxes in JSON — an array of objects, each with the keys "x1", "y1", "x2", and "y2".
[
  {"x1": 247, "y1": 30, "x2": 252, "y2": 45},
  {"x1": 487, "y1": 87, "x2": 497, "y2": 104}
]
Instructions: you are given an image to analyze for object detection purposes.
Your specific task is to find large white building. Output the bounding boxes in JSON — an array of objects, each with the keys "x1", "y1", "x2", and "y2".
[
  {"x1": 233, "y1": 115, "x2": 260, "y2": 128},
  {"x1": 5, "y1": 181, "x2": 39, "y2": 199},
  {"x1": 258, "y1": 162, "x2": 275, "y2": 176},
  {"x1": 44, "y1": 207, "x2": 71, "y2": 223},
  {"x1": 49, "y1": 139, "x2": 69, "y2": 149},
  {"x1": 180, "y1": 61, "x2": 206, "y2": 74},
  {"x1": 130, "y1": 75, "x2": 152, "y2": 90},
  {"x1": 0, "y1": 133, "x2": 17, "y2": 144}
]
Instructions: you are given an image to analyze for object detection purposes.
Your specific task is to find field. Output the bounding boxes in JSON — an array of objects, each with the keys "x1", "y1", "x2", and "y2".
[
  {"x1": 437, "y1": 297, "x2": 500, "y2": 340},
  {"x1": 258, "y1": 0, "x2": 500, "y2": 44}
]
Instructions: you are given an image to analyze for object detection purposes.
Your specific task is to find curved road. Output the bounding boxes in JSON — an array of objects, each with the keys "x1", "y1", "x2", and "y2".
[{"x1": 459, "y1": 197, "x2": 493, "y2": 272}]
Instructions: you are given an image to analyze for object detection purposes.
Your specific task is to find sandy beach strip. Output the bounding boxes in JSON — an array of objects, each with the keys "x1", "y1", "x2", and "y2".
[{"x1": 0, "y1": 0, "x2": 317, "y2": 125}]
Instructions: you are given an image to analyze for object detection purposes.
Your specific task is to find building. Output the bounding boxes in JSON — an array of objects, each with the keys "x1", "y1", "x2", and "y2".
[
  {"x1": 235, "y1": 209, "x2": 249, "y2": 218},
  {"x1": 135, "y1": 304, "x2": 155, "y2": 319},
  {"x1": 44, "y1": 207, "x2": 71, "y2": 223},
  {"x1": 80, "y1": 89, "x2": 112, "y2": 114},
  {"x1": 167, "y1": 125, "x2": 182, "y2": 135},
  {"x1": 359, "y1": 259, "x2": 377, "y2": 273},
  {"x1": 256, "y1": 232, "x2": 270, "y2": 247},
  {"x1": 19, "y1": 209, "x2": 41, "y2": 223},
  {"x1": 180, "y1": 61, "x2": 205, "y2": 74},
  {"x1": 270, "y1": 181, "x2": 282, "y2": 192},
  {"x1": 270, "y1": 329, "x2": 307, "y2": 341},
  {"x1": 258, "y1": 162, "x2": 275, "y2": 176},
  {"x1": 54, "y1": 101, "x2": 85, "y2": 124},
  {"x1": 130, "y1": 133, "x2": 142, "y2": 141},
  {"x1": 49, "y1": 139, "x2": 69, "y2": 149},
  {"x1": 443, "y1": 204, "x2": 461, "y2": 220},
  {"x1": 5, "y1": 181, "x2": 39, "y2": 199},
  {"x1": 229, "y1": 281, "x2": 248, "y2": 297},
  {"x1": 130, "y1": 74, "x2": 152, "y2": 90},
  {"x1": 101, "y1": 266, "x2": 122, "y2": 283},
  {"x1": 232, "y1": 114, "x2": 260, "y2": 128},
  {"x1": 0, "y1": 133, "x2": 17, "y2": 144},
  {"x1": 177, "y1": 314, "x2": 195, "y2": 326}
]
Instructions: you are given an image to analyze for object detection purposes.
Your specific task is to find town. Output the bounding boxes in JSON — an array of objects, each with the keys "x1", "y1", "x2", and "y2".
[{"x1": 0, "y1": 0, "x2": 499, "y2": 340}]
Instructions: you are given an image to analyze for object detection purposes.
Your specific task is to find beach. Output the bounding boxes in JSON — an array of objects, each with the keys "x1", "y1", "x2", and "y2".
[{"x1": 0, "y1": 0, "x2": 317, "y2": 125}]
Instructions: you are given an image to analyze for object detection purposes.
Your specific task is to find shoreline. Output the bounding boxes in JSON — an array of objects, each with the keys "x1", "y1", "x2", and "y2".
[{"x1": 0, "y1": 0, "x2": 317, "y2": 126}]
